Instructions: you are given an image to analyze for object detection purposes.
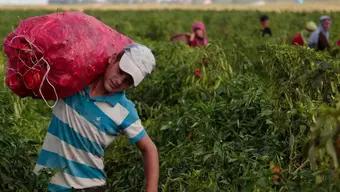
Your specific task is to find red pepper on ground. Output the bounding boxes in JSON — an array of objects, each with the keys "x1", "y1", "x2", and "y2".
[{"x1": 194, "y1": 68, "x2": 202, "y2": 78}]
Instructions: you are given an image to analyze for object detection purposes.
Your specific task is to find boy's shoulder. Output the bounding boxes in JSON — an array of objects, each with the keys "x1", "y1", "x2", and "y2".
[
  {"x1": 116, "y1": 94, "x2": 138, "y2": 116},
  {"x1": 97, "y1": 92, "x2": 138, "y2": 115}
]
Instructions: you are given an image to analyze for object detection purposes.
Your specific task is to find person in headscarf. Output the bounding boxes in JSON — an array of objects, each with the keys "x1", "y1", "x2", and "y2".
[
  {"x1": 292, "y1": 21, "x2": 317, "y2": 46},
  {"x1": 260, "y1": 15, "x2": 272, "y2": 37},
  {"x1": 170, "y1": 21, "x2": 208, "y2": 47},
  {"x1": 188, "y1": 21, "x2": 209, "y2": 47},
  {"x1": 308, "y1": 16, "x2": 332, "y2": 51}
]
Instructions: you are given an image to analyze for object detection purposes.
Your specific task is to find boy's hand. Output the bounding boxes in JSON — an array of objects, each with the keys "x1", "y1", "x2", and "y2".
[{"x1": 136, "y1": 135, "x2": 159, "y2": 192}]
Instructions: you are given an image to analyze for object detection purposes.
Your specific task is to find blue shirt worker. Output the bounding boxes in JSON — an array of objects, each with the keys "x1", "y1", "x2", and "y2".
[
  {"x1": 34, "y1": 44, "x2": 159, "y2": 192},
  {"x1": 308, "y1": 16, "x2": 332, "y2": 51}
]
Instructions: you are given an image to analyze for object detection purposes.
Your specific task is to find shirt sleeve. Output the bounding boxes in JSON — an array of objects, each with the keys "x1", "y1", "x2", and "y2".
[
  {"x1": 119, "y1": 103, "x2": 147, "y2": 144},
  {"x1": 308, "y1": 30, "x2": 318, "y2": 48}
]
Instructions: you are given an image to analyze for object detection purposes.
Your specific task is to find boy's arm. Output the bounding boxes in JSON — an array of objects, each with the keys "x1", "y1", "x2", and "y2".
[{"x1": 136, "y1": 135, "x2": 159, "y2": 192}]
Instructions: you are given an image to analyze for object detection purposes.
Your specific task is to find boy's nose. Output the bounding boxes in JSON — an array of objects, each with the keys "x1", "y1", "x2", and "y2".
[{"x1": 113, "y1": 77, "x2": 124, "y2": 85}]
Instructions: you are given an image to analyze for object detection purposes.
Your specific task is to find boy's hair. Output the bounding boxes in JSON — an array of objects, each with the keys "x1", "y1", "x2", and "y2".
[{"x1": 260, "y1": 15, "x2": 269, "y2": 22}]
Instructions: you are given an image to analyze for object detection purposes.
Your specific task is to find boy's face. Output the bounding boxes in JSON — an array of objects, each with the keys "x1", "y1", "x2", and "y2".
[
  {"x1": 261, "y1": 20, "x2": 269, "y2": 28},
  {"x1": 103, "y1": 59, "x2": 133, "y2": 93},
  {"x1": 322, "y1": 19, "x2": 331, "y2": 31}
]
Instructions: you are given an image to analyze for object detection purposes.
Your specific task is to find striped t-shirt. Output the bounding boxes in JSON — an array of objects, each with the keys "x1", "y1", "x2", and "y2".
[{"x1": 34, "y1": 87, "x2": 146, "y2": 191}]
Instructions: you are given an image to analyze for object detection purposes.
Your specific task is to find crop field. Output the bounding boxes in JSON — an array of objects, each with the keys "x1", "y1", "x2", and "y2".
[{"x1": 0, "y1": 8, "x2": 340, "y2": 191}]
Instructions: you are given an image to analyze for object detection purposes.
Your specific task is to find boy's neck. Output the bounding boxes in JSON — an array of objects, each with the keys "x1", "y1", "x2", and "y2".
[{"x1": 89, "y1": 78, "x2": 109, "y2": 97}]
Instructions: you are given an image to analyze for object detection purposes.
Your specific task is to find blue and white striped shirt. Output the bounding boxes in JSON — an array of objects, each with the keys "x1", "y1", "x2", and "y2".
[{"x1": 34, "y1": 87, "x2": 146, "y2": 191}]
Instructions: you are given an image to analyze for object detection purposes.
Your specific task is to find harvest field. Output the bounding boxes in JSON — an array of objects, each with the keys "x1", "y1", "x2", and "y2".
[{"x1": 1, "y1": 7, "x2": 340, "y2": 191}]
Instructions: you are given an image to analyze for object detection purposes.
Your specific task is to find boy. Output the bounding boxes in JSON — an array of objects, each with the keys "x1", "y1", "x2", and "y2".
[
  {"x1": 260, "y1": 15, "x2": 272, "y2": 37},
  {"x1": 34, "y1": 44, "x2": 159, "y2": 192}
]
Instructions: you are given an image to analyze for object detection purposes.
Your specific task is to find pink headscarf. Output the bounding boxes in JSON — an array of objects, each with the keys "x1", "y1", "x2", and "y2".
[
  {"x1": 190, "y1": 21, "x2": 208, "y2": 47},
  {"x1": 192, "y1": 21, "x2": 206, "y2": 33}
]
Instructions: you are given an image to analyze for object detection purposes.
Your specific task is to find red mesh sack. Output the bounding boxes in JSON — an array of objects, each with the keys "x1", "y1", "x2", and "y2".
[{"x1": 4, "y1": 11, "x2": 133, "y2": 103}]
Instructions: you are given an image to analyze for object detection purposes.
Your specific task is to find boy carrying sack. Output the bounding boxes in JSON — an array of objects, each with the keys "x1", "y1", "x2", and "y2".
[
  {"x1": 34, "y1": 43, "x2": 159, "y2": 192},
  {"x1": 4, "y1": 12, "x2": 159, "y2": 192}
]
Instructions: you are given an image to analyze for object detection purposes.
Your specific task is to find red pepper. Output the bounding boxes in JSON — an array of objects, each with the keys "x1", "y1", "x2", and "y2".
[
  {"x1": 194, "y1": 68, "x2": 202, "y2": 78},
  {"x1": 5, "y1": 72, "x2": 30, "y2": 97},
  {"x1": 23, "y1": 70, "x2": 42, "y2": 90}
]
